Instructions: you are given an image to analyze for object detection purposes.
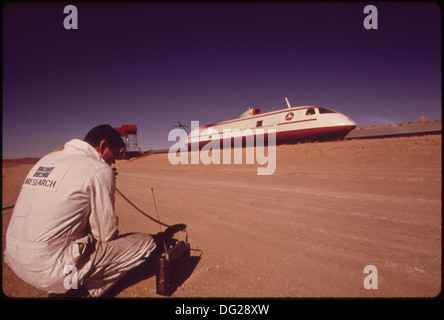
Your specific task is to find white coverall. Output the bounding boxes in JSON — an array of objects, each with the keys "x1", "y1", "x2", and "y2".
[{"x1": 4, "y1": 139, "x2": 156, "y2": 297}]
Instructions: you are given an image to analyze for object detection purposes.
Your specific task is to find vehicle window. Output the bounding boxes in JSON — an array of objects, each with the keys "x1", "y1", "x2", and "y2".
[
  {"x1": 318, "y1": 108, "x2": 336, "y2": 114},
  {"x1": 306, "y1": 108, "x2": 316, "y2": 115}
]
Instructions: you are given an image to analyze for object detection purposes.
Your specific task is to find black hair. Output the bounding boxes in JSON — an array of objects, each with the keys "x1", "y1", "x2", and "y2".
[{"x1": 84, "y1": 124, "x2": 125, "y2": 149}]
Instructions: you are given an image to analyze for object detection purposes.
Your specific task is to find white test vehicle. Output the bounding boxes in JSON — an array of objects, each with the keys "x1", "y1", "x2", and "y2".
[{"x1": 186, "y1": 98, "x2": 357, "y2": 148}]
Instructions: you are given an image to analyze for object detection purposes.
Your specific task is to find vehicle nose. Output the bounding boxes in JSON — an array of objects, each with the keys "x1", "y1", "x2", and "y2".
[
  {"x1": 342, "y1": 114, "x2": 357, "y2": 127},
  {"x1": 350, "y1": 118, "x2": 357, "y2": 127}
]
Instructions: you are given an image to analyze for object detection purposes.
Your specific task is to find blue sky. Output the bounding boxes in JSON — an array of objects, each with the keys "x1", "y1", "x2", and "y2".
[{"x1": 2, "y1": 2, "x2": 441, "y2": 158}]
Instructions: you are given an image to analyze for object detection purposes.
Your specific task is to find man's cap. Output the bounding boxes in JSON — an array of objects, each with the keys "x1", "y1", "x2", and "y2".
[{"x1": 84, "y1": 124, "x2": 125, "y2": 149}]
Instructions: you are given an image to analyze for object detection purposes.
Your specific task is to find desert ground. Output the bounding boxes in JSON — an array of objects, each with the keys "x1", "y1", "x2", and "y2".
[{"x1": 2, "y1": 134, "x2": 442, "y2": 298}]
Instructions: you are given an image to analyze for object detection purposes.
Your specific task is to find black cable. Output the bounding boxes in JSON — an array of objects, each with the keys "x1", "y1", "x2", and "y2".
[
  {"x1": 115, "y1": 187, "x2": 171, "y2": 228},
  {"x1": 3, "y1": 188, "x2": 198, "y2": 254},
  {"x1": 3, "y1": 189, "x2": 179, "y2": 231}
]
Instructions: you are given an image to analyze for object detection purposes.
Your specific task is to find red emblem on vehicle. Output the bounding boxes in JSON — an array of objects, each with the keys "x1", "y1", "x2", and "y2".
[{"x1": 285, "y1": 112, "x2": 294, "y2": 121}]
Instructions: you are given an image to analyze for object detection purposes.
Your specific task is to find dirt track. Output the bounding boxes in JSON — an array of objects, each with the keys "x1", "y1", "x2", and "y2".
[{"x1": 2, "y1": 135, "x2": 442, "y2": 298}]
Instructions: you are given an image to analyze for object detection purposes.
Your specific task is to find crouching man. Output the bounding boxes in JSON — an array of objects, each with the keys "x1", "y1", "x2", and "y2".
[{"x1": 4, "y1": 124, "x2": 157, "y2": 297}]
